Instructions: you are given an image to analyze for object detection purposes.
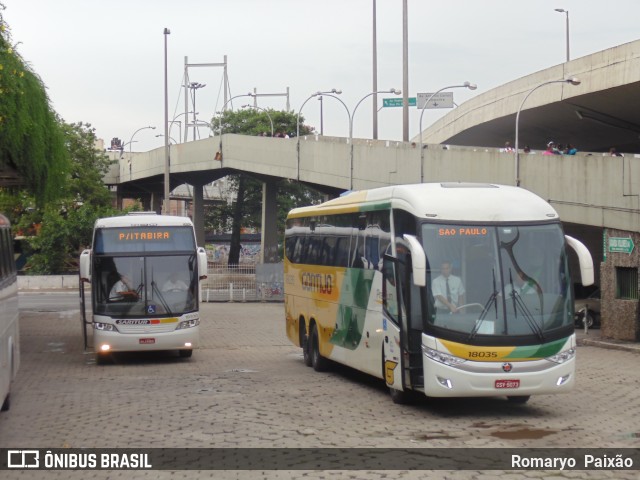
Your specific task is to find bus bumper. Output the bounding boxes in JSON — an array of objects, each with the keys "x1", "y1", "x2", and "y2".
[
  {"x1": 422, "y1": 356, "x2": 575, "y2": 398},
  {"x1": 93, "y1": 326, "x2": 199, "y2": 354}
]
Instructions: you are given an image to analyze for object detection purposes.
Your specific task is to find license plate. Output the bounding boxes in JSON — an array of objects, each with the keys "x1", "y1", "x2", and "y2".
[
  {"x1": 495, "y1": 379, "x2": 520, "y2": 389},
  {"x1": 139, "y1": 338, "x2": 155, "y2": 345}
]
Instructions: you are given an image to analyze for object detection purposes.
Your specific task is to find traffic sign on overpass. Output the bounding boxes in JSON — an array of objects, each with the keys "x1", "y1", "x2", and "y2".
[
  {"x1": 417, "y1": 92, "x2": 454, "y2": 109},
  {"x1": 383, "y1": 97, "x2": 416, "y2": 108}
]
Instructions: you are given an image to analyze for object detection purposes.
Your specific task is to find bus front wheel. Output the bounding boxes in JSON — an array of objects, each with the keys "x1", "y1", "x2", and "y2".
[{"x1": 310, "y1": 324, "x2": 329, "y2": 372}]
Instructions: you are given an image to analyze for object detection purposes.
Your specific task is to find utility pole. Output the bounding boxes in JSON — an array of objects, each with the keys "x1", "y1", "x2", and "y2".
[{"x1": 402, "y1": 0, "x2": 409, "y2": 142}]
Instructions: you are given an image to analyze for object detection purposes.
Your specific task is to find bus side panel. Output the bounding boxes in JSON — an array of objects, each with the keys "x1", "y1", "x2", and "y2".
[
  {"x1": 0, "y1": 275, "x2": 19, "y2": 408},
  {"x1": 284, "y1": 258, "x2": 385, "y2": 379}
]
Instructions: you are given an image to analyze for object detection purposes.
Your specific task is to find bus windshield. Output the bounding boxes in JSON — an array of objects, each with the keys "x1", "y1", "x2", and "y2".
[
  {"x1": 421, "y1": 223, "x2": 572, "y2": 339},
  {"x1": 93, "y1": 254, "x2": 197, "y2": 317}
]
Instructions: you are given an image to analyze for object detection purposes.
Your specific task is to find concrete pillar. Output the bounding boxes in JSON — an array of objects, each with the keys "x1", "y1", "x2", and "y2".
[
  {"x1": 192, "y1": 182, "x2": 205, "y2": 247},
  {"x1": 151, "y1": 192, "x2": 163, "y2": 214},
  {"x1": 261, "y1": 181, "x2": 279, "y2": 263}
]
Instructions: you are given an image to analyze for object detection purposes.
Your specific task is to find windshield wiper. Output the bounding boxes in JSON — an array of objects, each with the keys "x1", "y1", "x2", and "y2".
[
  {"x1": 508, "y1": 269, "x2": 544, "y2": 342},
  {"x1": 469, "y1": 269, "x2": 499, "y2": 340},
  {"x1": 151, "y1": 280, "x2": 173, "y2": 315}
]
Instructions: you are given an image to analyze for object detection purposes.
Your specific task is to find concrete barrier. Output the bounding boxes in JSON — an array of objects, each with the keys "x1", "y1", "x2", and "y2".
[{"x1": 18, "y1": 275, "x2": 79, "y2": 290}]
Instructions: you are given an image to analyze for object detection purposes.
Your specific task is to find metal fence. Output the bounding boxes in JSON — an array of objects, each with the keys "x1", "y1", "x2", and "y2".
[{"x1": 201, "y1": 263, "x2": 284, "y2": 302}]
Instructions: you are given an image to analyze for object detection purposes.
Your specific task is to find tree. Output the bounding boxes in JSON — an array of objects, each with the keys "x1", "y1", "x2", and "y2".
[
  {"x1": 0, "y1": 4, "x2": 69, "y2": 206},
  {"x1": 14, "y1": 122, "x2": 120, "y2": 274},
  {"x1": 61, "y1": 122, "x2": 113, "y2": 206},
  {"x1": 207, "y1": 109, "x2": 324, "y2": 264}
]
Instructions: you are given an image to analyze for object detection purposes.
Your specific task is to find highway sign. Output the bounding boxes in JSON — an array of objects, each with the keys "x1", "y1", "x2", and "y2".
[
  {"x1": 417, "y1": 92, "x2": 454, "y2": 109},
  {"x1": 383, "y1": 97, "x2": 416, "y2": 108},
  {"x1": 608, "y1": 237, "x2": 635, "y2": 254}
]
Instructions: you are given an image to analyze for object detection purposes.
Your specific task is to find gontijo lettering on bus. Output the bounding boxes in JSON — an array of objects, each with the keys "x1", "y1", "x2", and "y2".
[
  {"x1": 301, "y1": 272, "x2": 333, "y2": 294},
  {"x1": 117, "y1": 231, "x2": 171, "y2": 241}
]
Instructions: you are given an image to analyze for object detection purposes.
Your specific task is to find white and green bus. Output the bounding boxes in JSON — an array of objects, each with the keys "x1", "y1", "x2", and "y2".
[
  {"x1": 80, "y1": 213, "x2": 208, "y2": 363},
  {"x1": 284, "y1": 183, "x2": 594, "y2": 404},
  {"x1": 0, "y1": 214, "x2": 19, "y2": 411}
]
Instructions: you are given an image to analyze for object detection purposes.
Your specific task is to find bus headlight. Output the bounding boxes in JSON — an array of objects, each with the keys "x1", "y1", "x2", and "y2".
[
  {"x1": 94, "y1": 322, "x2": 116, "y2": 332},
  {"x1": 423, "y1": 346, "x2": 466, "y2": 366},
  {"x1": 547, "y1": 348, "x2": 576, "y2": 364},
  {"x1": 176, "y1": 318, "x2": 200, "y2": 330}
]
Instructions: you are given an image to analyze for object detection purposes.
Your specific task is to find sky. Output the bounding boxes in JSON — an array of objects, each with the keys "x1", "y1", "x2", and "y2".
[{"x1": 3, "y1": 0, "x2": 640, "y2": 152}]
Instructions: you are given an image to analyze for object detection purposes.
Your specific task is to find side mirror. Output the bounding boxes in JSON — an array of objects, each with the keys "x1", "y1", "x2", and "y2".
[
  {"x1": 79, "y1": 249, "x2": 91, "y2": 282},
  {"x1": 197, "y1": 247, "x2": 208, "y2": 280},
  {"x1": 402, "y1": 234, "x2": 426, "y2": 287},
  {"x1": 565, "y1": 235, "x2": 594, "y2": 286}
]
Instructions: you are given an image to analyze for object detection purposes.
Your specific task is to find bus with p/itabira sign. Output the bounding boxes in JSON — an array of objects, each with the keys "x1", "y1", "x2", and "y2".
[
  {"x1": 284, "y1": 183, "x2": 594, "y2": 404},
  {"x1": 80, "y1": 213, "x2": 208, "y2": 364},
  {"x1": 0, "y1": 214, "x2": 19, "y2": 411}
]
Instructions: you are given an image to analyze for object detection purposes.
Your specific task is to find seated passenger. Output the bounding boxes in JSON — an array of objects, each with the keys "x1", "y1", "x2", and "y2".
[{"x1": 162, "y1": 272, "x2": 189, "y2": 292}]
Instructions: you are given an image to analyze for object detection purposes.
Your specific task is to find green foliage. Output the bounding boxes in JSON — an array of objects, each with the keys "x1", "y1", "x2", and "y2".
[
  {"x1": 61, "y1": 121, "x2": 113, "y2": 206},
  {"x1": 0, "y1": 5, "x2": 69, "y2": 205},
  {"x1": 23, "y1": 203, "x2": 118, "y2": 274},
  {"x1": 205, "y1": 108, "x2": 323, "y2": 263},
  {"x1": 212, "y1": 108, "x2": 313, "y2": 137}
]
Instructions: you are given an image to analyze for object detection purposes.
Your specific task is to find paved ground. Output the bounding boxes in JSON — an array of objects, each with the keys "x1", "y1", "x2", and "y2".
[{"x1": 0, "y1": 296, "x2": 638, "y2": 479}]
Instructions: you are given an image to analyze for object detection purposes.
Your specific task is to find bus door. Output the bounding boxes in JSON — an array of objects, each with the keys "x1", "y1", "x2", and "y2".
[
  {"x1": 79, "y1": 249, "x2": 92, "y2": 351},
  {"x1": 381, "y1": 255, "x2": 406, "y2": 393}
]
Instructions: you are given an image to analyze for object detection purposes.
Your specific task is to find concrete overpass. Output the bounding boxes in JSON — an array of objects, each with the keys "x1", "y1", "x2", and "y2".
[
  {"x1": 419, "y1": 39, "x2": 640, "y2": 154},
  {"x1": 105, "y1": 39, "x2": 640, "y2": 341}
]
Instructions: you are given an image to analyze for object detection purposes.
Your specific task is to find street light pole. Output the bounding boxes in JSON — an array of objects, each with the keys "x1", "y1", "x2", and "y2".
[
  {"x1": 129, "y1": 125, "x2": 156, "y2": 157},
  {"x1": 554, "y1": 8, "x2": 570, "y2": 62},
  {"x1": 187, "y1": 82, "x2": 206, "y2": 141},
  {"x1": 418, "y1": 82, "x2": 477, "y2": 183},
  {"x1": 216, "y1": 93, "x2": 254, "y2": 153},
  {"x1": 169, "y1": 111, "x2": 196, "y2": 143},
  {"x1": 350, "y1": 88, "x2": 400, "y2": 190},
  {"x1": 296, "y1": 89, "x2": 342, "y2": 180},
  {"x1": 514, "y1": 77, "x2": 580, "y2": 186},
  {"x1": 163, "y1": 27, "x2": 170, "y2": 215}
]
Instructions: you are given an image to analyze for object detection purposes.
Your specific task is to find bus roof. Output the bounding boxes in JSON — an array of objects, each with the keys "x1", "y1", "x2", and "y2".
[
  {"x1": 94, "y1": 214, "x2": 194, "y2": 229},
  {"x1": 287, "y1": 183, "x2": 559, "y2": 222}
]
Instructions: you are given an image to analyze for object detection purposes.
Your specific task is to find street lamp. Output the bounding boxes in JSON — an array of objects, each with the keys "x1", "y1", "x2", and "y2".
[
  {"x1": 242, "y1": 104, "x2": 274, "y2": 137},
  {"x1": 156, "y1": 134, "x2": 178, "y2": 145},
  {"x1": 514, "y1": 77, "x2": 580, "y2": 186},
  {"x1": 418, "y1": 82, "x2": 477, "y2": 182},
  {"x1": 163, "y1": 27, "x2": 170, "y2": 214},
  {"x1": 554, "y1": 8, "x2": 570, "y2": 62},
  {"x1": 187, "y1": 82, "x2": 206, "y2": 141},
  {"x1": 128, "y1": 125, "x2": 156, "y2": 156},
  {"x1": 169, "y1": 111, "x2": 196, "y2": 143},
  {"x1": 216, "y1": 92, "x2": 254, "y2": 154},
  {"x1": 350, "y1": 89, "x2": 400, "y2": 190},
  {"x1": 296, "y1": 89, "x2": 342, "y2": 180}
]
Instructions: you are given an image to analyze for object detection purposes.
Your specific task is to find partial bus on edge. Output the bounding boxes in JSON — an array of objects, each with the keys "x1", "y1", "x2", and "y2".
[
  {"x1": 0, "y1": 213, "x2": 19, "y2": 411},
  {"x1": 284, "y1": 183, "x2": 594, "y2": 404},
  {"x1": 80, "y1": 213, "x2": 208, "y2": 364}
]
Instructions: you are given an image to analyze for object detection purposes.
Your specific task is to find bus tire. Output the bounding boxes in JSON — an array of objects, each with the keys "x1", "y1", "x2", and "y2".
[
  {"x1": 179, "y1": 349, "x2": 193, "y2": 358},
  {"x1": 301, "y1": 321, "x2": 312, "y2": 367},
  {"x1": 1, "y1": 393, "x2": 9, "y2": 412},
  {"x1": 507, "y1": 395, "x2": 530, "y2": 404},
  {"x1": 310, "y1": 324, "x2": 329, "y2": 372},
  {"x1": 389, "y1": 387, "x2": 412, "y2": 405}
]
